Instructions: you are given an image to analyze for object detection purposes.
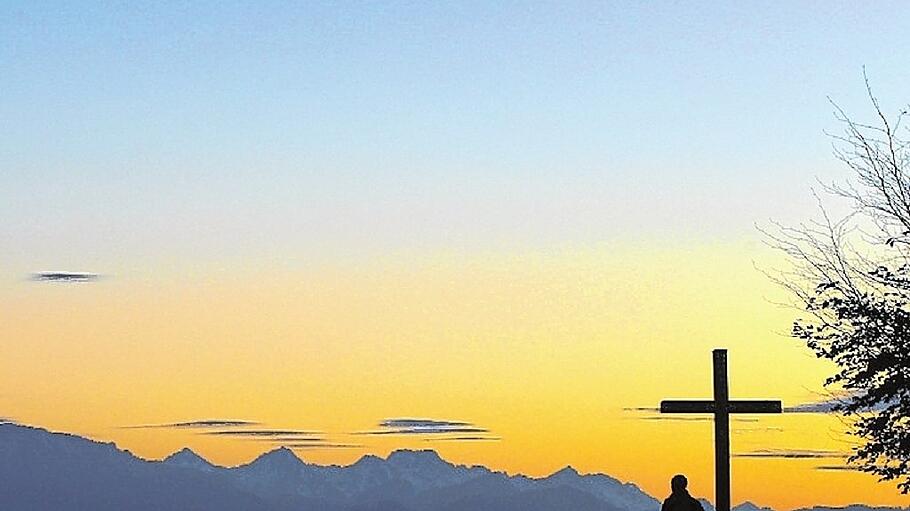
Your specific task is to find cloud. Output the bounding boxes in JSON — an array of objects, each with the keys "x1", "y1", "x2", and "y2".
[
  {"x1": 784, "y1": 393, "x2": 890, "y2": 414},
  {"x1": 202, "y1": 429, "x2": 321, "y2": 438},
  {"x1": 423, "y1": 436, "x2": 501, "y2": 442},
  {"x1": 124, "y1": 420, "x2": 260, "y2": 429},
  {"x1": 356, "y1": 418, "x2": 493, "y2": 437},
  {"x1": 364, "y1": 427, "x2": 489, "y2": 435},
  {"x1": 733, "y1": 426, "x2": 785, "y2": 434},
  {"x1": 30, "y1": 271, "x2": 100, "y2": 283},
  {"x1": 121, "y1": 421, "x2": 324, "y2": 440},
  {"x1": 380, "y1": 419, "x2": 472, "y2": 429},
  {"x1": 282, "y1": 442, "x2": 364, "y2": 450},
  {"x1": 249, "y1": 436, "x2": 328, "y2": 443},
  {"x1": 639, "y1": 416, "x2": 714, "y2": 422},
  {"x1": 733, "y1": 449, "x2": 848, "y2": 459},
  {"x1": 784, "y1": 399, "x2": 842, "y2": 414},
  {"x1": 246, "y1": 435, "x2": 363, "y2": 448},
  {"x1": 622, "y1": 407, "x2": 659, "y2": 412},
  {"x1": 815, "y1": 464, "x2": 862, "y2": 471}
]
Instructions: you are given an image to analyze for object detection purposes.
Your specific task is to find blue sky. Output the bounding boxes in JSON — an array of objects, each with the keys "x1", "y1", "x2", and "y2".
[
  {"x1": 5, "y1": 6, "x2": 910, "y2": 506},
  {"x1": 3, "y1": 1, "x2": 910, "y2": 272}
]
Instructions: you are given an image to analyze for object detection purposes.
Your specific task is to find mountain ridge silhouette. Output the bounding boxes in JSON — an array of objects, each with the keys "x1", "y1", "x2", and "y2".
[{"x1": 0, "y1": 423, "x2": 906, "y2": 511}]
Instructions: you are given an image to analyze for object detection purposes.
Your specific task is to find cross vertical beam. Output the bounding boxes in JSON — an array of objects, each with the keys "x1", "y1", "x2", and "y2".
[{"x1": 713, "y1": 349, "x2": 730, "y2": 511}]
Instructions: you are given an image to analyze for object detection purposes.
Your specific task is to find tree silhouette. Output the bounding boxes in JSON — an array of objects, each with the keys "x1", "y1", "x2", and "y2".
[{"x1": 764, "y1": 75, "x2": 910, "y2": 493}]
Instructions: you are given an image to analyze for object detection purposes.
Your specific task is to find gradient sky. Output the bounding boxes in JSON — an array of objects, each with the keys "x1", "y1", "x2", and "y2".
[{"x1": 3, "y1": 2, "x2": 910, "y2": 509}]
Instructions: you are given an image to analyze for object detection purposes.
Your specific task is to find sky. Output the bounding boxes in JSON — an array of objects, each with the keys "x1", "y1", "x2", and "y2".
[{"x1": 2, "y1": 1, "x2": 910, "y2": 509}]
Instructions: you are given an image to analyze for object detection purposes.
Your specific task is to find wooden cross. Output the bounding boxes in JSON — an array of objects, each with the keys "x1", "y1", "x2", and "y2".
[{"x1": 660, "y1": 349, "x2": 781, "y2": 511}]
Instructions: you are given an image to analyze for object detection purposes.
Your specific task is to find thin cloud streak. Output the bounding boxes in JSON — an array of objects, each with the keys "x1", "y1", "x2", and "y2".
[
  {"x1": 733, "y1": 449, "x2": 848, "y2": 459},
  {"x1": 639, "y1": 417, "x2": 713, "y2": 422},
  {"x1": 30, "y1": 271, "x2": 100, "y2": 283},
  {"x1": 283, "y1": 443, "x2": 364, "y2": 450},
  {"x1": 733, "y1": 426, "x2": 785, "y2": 434},
  {"x1": 123, "y1": 420, "x2": 260, "y2": 429},
  {"x1": 423, "y1": 436, "x2": 501, "y2": 442},
  {"x1": 251, "y1": 436, "x2": 328, "y2": 443},
  {"x1": 356, "y1": 417, "x2": 497, "y2": 440},
  {"x1": 360, "y1": 427, "x2": 489, "y2": 435},
  {"x1": 379, "y1": 419, "x2": 472, "y2": 428},
  {"x1": 202, "y1": 430, "x2": 321, "y2": 438},
  {"x1": 784, "y1": 393, "x2": 890, "y2": 413},
  {"x1": 622, "y1": 407, "x2": 659, "y2": 412},
  {"x1": 784, "y1": 399, "x2": 841, "y2": 414},
  {"x1": 815, "y1": 464, "x2": 861, "y2": 471}
]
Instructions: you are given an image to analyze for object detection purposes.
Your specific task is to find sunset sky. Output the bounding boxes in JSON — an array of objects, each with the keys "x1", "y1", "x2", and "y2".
[{"x1": 3, "y1": 2, "x2": 910, "y2": 509}]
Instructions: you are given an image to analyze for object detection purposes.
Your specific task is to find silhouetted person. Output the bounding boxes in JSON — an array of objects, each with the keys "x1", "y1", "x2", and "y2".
[{"x1": 661, "y1": 475, "x2": 705, "y2": 511}]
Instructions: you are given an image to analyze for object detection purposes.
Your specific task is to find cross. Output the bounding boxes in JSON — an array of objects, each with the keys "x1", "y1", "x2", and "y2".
[{"x1": 660, "y1": 349, "x2": 781, "y2": 511}]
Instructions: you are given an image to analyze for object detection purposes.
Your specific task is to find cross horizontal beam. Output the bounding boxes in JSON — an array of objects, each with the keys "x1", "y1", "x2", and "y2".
[
  {"x1": 660, "y1": 400, "x2": 782, "y2": 414},
  {"x1": 661, "y1": 400, "x2": 715, "y2": 413}
]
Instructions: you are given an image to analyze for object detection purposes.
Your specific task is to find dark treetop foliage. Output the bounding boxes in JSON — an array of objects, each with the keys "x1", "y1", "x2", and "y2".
[{"x1": 764, "y1": 77, "x2": 910, "y2": 493}]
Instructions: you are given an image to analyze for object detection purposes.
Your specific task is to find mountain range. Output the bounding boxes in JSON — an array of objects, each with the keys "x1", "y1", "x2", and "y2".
[{"x1": 0, "y1": 423, "x2": 905, "y2": 511}]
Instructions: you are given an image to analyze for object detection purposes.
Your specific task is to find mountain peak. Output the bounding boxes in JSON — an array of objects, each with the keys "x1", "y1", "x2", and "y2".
[
  {"x1": 735, "y1": 502, "x2": 774, "y2": 511},
  {"x1": 353, "y1": 453, "x2": 384, "y2": 467},
  {"x1": 388, "y1": 449, "x2": 441, "y2": 460},
  {"x1": 253, "y1": 446, "x2": 302, "y2": 467},
  {"x1": 386, "y1": 449, "x2": 445, "y2": 465},
  {"x1": 261, "y1": 446, "x2": 298, "y2": 458},
  {"x1": 551, "y1": 465, "x2": 580, "y2": 479},
  {"x1": 163, "y1": 447, "x2": 212, "y2": 469}
]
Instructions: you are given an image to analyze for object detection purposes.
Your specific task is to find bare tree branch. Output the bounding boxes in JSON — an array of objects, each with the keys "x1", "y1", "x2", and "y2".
[{"x1": 763, "y1": 81, "x2": 910, "y2": 493}]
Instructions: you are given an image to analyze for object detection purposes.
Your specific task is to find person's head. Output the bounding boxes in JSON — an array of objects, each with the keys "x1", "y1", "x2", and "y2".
[{"x1": 671, "y1": 474, "x2": 688, "y2": 493}]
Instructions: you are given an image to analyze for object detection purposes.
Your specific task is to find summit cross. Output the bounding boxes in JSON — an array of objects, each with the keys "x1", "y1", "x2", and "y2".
[{"x1": 660, "y1": 349, "x2": 782, "y2": 511}]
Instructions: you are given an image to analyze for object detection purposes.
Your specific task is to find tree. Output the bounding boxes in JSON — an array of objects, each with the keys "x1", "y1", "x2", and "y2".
[{"x1": 764, "y1": 77, "x2": 910, "y2": 493}]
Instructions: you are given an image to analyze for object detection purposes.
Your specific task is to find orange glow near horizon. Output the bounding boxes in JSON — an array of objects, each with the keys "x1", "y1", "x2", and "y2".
[{"x1": 0, "y1": 240, "x2": 905, "y2": 509}]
